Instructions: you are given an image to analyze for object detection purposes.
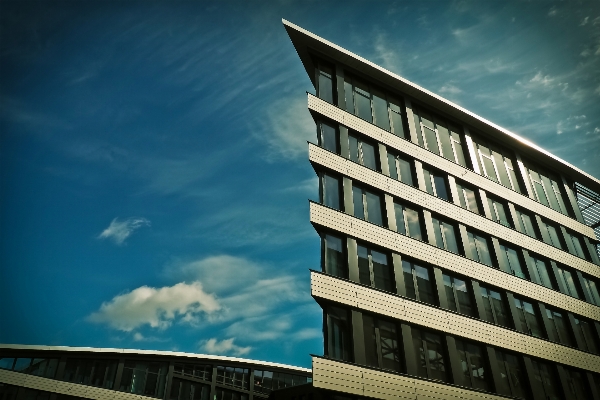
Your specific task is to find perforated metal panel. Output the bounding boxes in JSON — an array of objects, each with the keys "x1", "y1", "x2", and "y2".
[
  {"x1": 312, "y1": 357, "x2": 508, "y2": 400},
  {"x1": 309, "y1": 143, "x2": 600, "y2": 278},
  {"x1": 308, "y1": 94, "x2": 596, "y2": 240},
  {"x1": 312, "y1": 272, "x2": 600, "y2": 373},
  {"x1": 0, "y1": 369, "x2": 158, "y2": 400},
  {"x1": 310, "y1": 202, "x2": 600, "y2": 321}
]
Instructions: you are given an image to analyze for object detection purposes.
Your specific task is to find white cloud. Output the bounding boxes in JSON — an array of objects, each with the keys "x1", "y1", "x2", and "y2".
[
  {"x1": 98, "y1": 217, "x2": 150, "y2": 245},
  {"x1": 439, "y1": 83, "x2": 462, "y2": 95},
  {"x1": 201, "y1": 338, "x2": 251, "y2": 356},
  {"x1": 529, "y1": 71, "x2": 554, "y2": 87},
  {"x1": 87, "y1": 282, "x2": 220, "y2": 331},
  {"x1": 547, "y1": 7, "x2": 557, "y2": 17},
  {"x1": 580, "y1": 16, "x2": 589, "y2": 26},
  {"x1": 132, "y1": 332, "x2": 167, "y2": 342},
  {"x1": 556, "y1": 115, "x2": 588, "y2": 135}
]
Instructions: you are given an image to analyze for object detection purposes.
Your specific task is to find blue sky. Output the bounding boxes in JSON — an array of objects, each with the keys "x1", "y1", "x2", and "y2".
[{"x1": 1, "y1": 1, "x2": 599, "y2": 368}]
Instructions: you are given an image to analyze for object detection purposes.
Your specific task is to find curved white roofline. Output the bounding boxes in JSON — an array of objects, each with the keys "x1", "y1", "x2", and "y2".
[
  {"x1": 283, "y1": 19, "x2": 600, "y2": 192},
  {"x1": 0, "y1": 344, "x2": 311, "y2": 373}
]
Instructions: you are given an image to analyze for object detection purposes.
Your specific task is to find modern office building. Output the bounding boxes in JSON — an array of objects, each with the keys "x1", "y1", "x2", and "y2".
[
  {"x1": 283, "y1": 19, "x2": 600, "y2": 400},
  {"x1": 0, "y1": 344, "x2": 311, "y2": 400}
]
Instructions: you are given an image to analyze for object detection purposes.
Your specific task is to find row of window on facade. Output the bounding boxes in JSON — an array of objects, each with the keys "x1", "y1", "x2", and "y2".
[
  {"x1": 0, "y1": 357, "x2": 309, "y2": 398},
  {"x1": 320, "y1": 233, "x2": 600, "y2": 354},
  {"x1": 324, "y1": 305, "x2": 594, "y2": 400},
  {"x1": 318, "y1": 135, "x2": 597, "y2": 264},
  {"x1": 315, "y1": 66, "x2": 582, "y2": 220}
]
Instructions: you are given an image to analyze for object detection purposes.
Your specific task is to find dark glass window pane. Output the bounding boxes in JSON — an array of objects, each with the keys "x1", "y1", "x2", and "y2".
[
  {"x1": 349, "y1": 135, "x2": 359, "y2": 163},
  {"x1": 415, "y1": 265, "x2": 435, "y2": 304},
  {"x1": 363, "y1": 314, "x2": 379, "y2": 368},
  {"x1": 0, "y1": 358, "x2": 15, "y2": 370},
  {"x1": 390, "y1": 102, "x2": 405, "y2": 138},
  {"x1": 531, "y1": 256, "x2": 554, "y2": 289},
  {"x1": 438, "y1": 124, "x2": 454, "y2": 161},
  {"x1": 344, "y1": 79, "x2": 354, "y2": 114},
  {"x1": 575, "y1": 317, "x2": 599, "y2": 354},
  {"x1": 394, "y1": 203, "x2": 407, "y2": 235},
  {"x1": 323, "y1": 174, "x2": 340, "y2": 210},
  {"x1": 405, "y1": 207, "x2": 423, "y2": 240},
  {"x1": 433, "y1": 174, "x2": 449, "y2": 201},
  {"x1": 423, "y1": 169, "x2": 434, "y2": 195},
  {"x1": 442, "y1": 222, "x2": 459, "y2": 254},
  {"x1": 443, "y1": 274, "x2": 457, "y2": 312},
  {"x1": 518, "y1": 211, "x2": 538, "y2": 239},
  {"x1": 403, "y1": 260, "x2": 416, "y2": 299},
  {"x1": 354, "y1": 81, "x2": 372, "y2": 122},
  {"x1": 494, "y1": 152, "x2": 512, "y2": 189},
  {"x1": 481, "y1": 156, "x2": 498, "y2": 182},
  {"x1": 496, "y1": 350, "x2": 527, "y2": 398},
  {"x1": 504, "y1": 245, "x2": 527, "y2": 279},
  {"x1": 372, "y1": 90, "x2": 390, "y2": 131},
  {"x1": 397, "y1": 157, "x2": 414, "y2": 186},
  {"x1": 531, "y1": 361, "x2": 561, "y2": 400},
  {"x1": 455, "y1": 278, "x2": 474, "y2": 317},
  {"x1": 365, "y1": 191, "x2": 383, "y2": 226},
  {"x1": 423, "y1": 126, "x2": 440, "y2": 155},
  {"x1": 324, "y1": 235, "x2": 345, "y2": 278},
  {"x1": 319, "y1": 123, "x2": 337, "y2": 153},
  {"x1": 353, "y1": 186, "x2": 365, "y2": 219},
  {"x1": 327, "y1": 306, "x2": 351, "y2": 361},
  {"x1": 387, "y1": 153, "x2": 398, "y2": 180},
  {"x1": 372, "y1": 250, "x2": 393, "y2": 292},
  {"x1": 361, "y1": 141, "x2": 377, "y2": 170},
  {"x1": 317, "y1": 65, "x2": 333, "y2": 103},
  {"x1": 357, "y1": 245, "x2": 371, "y2": 286}
]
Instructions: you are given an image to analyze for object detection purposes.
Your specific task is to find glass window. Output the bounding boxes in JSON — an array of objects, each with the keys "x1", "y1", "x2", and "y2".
[
  {"x1": 565, "y1": 230, "x2": 589, "y2": 260},
  {"x1": 214, "y1": 388, "x2": 248, "y2": 400},
  {"x1": 173, "y1": 363, "x2": 211, "y2": 381},
  {"x1": 352, "y1": 185, "x2": 384, "y2": 226},
  {"x1": 573, "y1": 317, "x2": 599, "y2": 354},
  {"x1": 321, "y1": 173, "x2": 341, "y2": 210},
  {"x1": 564, "y1": 367, "x2": 590, "y2": 400},
  {"x1": 363, "y1": 314, "x2": 401, "y2": 372},
  {"x1": 372, "y1": 88, "x2": 390, "y2": 131},
  {"x1": 431, "y1": 217, "x2": 460, "y2": 254},
  {"x1": 545, "y1": 307, "x2": 574, "y2": 346},
  {"x1": 423, "y1": 168, "x2": 450, "y2": 201},
  {"x1": 354, "y1": 80, "x2": 372, "y2": 123},
  {"x1": 455, "y1": 339, "x2": 489, "y2": 391},
  {"x1": 119, "y1": 361, "x2": 167, "y2": 398},
  {"x1": 323, "y1": 234, "x2": 346, "y2": 278},
  {"x1": 414, "y1": 109, "x2": 466, "y2": 166},
  {"x1": 514, "y1": 298, "x2": 545, "y2": 338},
  {"x1": 402, "y1": 260, "x2": 436, "y2": 305},
  {"x1": 389, "y1": 99, "x2": 406, "y2": 138},
  {"x1": 528, "y1": 254, "x2": 554, "y2": 289},
  {"x1": 412, "y1": 327, "x2": 448, "y2": 382},
  {"x1": 515, "y1": 209, "x2": 538, "y2": 239},
  {"x1": 387, "y1": 152, "x2": 414, "y2": 186},
  {"x1": 487, "y1": 197, "x2": 512, "y2": 227},
  {"x1": 583, "y1": 276, "x2": 600, "y2": 306},
  {"x1": 326, "y1": 306, "x2": 352, "y2": 361},
  {"x1": 169, "y1": 378, "x2": 210, "y2": 400},
  {"x1": 456, "y1": 182, "x2": 480, "y2": 214},
  {"x1": 216, "y1": 366, "x2": 249, "y2": 389},
  {"x1": 530, "y1": 360, "x2": 562, "y2": 400},
  {"x1": 357, "y1": 245, "x2": 394, "y2": 292},
  {"x1": 538, "y1": 219, "x2": 563, "y2": 249},
  {"x1": 527, "y1": 165, "x2": 568, "y2": 215},
  {"x1": 556, "y1": 266, "x2": 580, "y2": 299},
  {"x1": 498, "y1": 244, "x2": 528, "y2": 279},
  {"x1": 474, "y1": 139, "x2": 521, "y2": 192},
  {"x1": 495, "y1": 350, "x2": 528, "y2": 398},
  {"x1": 394, "y1": 202, "x2": 423, "y2": 240},
  {"x1": 348, "y1": 134, "x2": 377, "y2": 170},
  {"x1": 466, "y1": 231, "x2": 493, "y2": 267},
  {"x1": 0, "y1": 358, "x2": 15, "y2": 370},
  {"x1": 480, "y1": 285, "x2": 511, "y2": 328},
  {"x1": 318, "y1": 121, "x2": 338, "y2": 154},
  {"x1": 62, "y1": 359, "x2": 118, "y2": 389},
  {"x1": 317, "y1": 62, "x2": 334, "y2": 104},
  {"x1": 442, "y1": 273, "x2": 474, "y2": 317}
]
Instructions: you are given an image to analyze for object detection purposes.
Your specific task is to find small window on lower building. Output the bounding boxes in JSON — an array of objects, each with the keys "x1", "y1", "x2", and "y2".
[{"x1": 412, "y1": 327, "x2": 449, "y2": 382}]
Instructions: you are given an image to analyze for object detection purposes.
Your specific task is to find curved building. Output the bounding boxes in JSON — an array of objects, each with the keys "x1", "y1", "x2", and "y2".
[{"x1": 0, "y1": 344, "x2": 311, "y2": 400}]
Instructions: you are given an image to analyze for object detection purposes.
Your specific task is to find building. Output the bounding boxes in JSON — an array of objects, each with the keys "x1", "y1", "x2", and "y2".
[
  {"x1": 0, "y1": 344, "x2": 311, "y2": 400},
  {"x1": 282, "y1": 19, "x2": 600, "y2": 400}
]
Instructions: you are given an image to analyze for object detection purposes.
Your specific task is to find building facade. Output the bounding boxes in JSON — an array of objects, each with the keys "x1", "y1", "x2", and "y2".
[
  {"x1": 0, "y1": 345, "x2": 311, "y2": 400},
  {"x1": 283, "y1": 19, "x2": 600, "y2": 400}
]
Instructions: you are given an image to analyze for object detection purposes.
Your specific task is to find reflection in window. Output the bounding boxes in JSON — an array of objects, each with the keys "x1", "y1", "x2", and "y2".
[
  {"x1": 119, "y1": 361, "x2": 167, "y2": 398},
  {"x1": 466, "y1": 231, "x2": 493, "y2": 266},
  {"x1": 0, "y1": 358, "x2": 59, "y2": 380},
  {"x1": 413, "y1": 109, "x2": 466, "y2": 166},
  {"x1": 487, "y1": 197, "x2": 511, "y2": 227},
  {"x1": 402, "y1": 260, "x2": 436, "y2": 305},
  {"x1": 480, "y1": 286, "x2": 511, "y2": 328},
  {"x1": 316, "y1": 62, "x2": 334, "y2": 104},
  {"x1": 456, "y1": 182, "x2": 480, "y2": 214},
  {"x1": 348, "y1": 134, "x2": 377, "y2": 170},
  {"x1": 538, "y1": 219, "x2": 563, "y2": 249},
  {"x1": 474, "y1": 139, "x2": 521, "y2": 193},
  {"x1": 323, "y1": 234, "x2": 346, "y2": 279},
  {"x1": 216, "y1": 366, "x2": 249, "y2": 390},
  {"x1": 573, "y1": 317, "x2": 599, "y2": 354},
  {"x1": 253, "y1": 370, "x2": 310, "y2": 394},
  {"x1": 530, "y1": 360, "x2": 562, "y2": 400},
  {"x1": 326, "y1": 306, "x2": 352, "y2": 362},
  {"x1": 387, "y1": 152, "x2": 414, "y2": 186},
  {"x1": 318, "y1": 121, "x2": 338, "y2": 154},
  {"x1": 394, "y1": 202, "x2": 423, "y2": 240},
  {"x1": 583, "y1": 276, "x2": 600, "y2": 306},
  {"x1": 455, "y1": 339, "x2": 489, "y2": 391},
  {"x1": 528, "y1": 254, "x2": 554, "y2": 289},
  {"x1": 412, "y1": 327, "x2": 448, "y2": 382},
  {"x1": 442, "y1": 273, "x2": 474, "y2": 317},
  {"x1": 495, "y1": 350, "x2": 527, "y2": 399},
  {"x1": 515, "y1": 209, "x2": 538, "y2": 239},
  {"x1": 514, "y1": 298, "x2": 545, "y2": 339},
  {"x1": 498, "y1": 244, "x2": 528, "y2": 279},
  {"x1": 363, "y1": 314, "x2": 401, "y2": 372},
  {"x1": 526, "y1": 165, "x2": 568, "y2": 215},
  {"x1": 563, "y1": 367, "x2": 590, "y2": 400},
  {"x1": 62, "y1": 359, "x2": 118, "y2": 389},
  {"x1": 565, "y1": 230, "x2": 589, "y2": 260},
  {"x1": 431, "y1": 217, "x2": 460, "y2": 254},
  {"x1": 423, "y1": 168, "x2": 451, "y2": 201},
  {"x1": 357, "y1": 245, "x2": 394, "y2": 293},
  {"x1": 556, "y1": 266, "x2": 580, "y2": 299},
  {"x1": 321, "y1": 173, "x2": 341, "y2": 210},
  {"x1": 353, "y1": 185, "x2": 384, "y2": 226},
  {"x1": 545, "y1": 307, "x2": 574, "y2": 346}
]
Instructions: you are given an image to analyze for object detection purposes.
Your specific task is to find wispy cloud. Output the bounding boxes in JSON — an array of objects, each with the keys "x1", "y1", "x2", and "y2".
[
  {"x1": 200, "y1": 338, "x2": 251, "y2": 357},
  {"x1": 548, "y1": 7, "x2": 558, "y2": 17},
  {"x1": 87, "y1": 282, "x2": 220, "y2": 331},
  {"x1": 98, "y1": 217, "x2": 151, "y2": 245},
  {"x1": 580, "y1": 16, "x2": 589, "y2": 26}
]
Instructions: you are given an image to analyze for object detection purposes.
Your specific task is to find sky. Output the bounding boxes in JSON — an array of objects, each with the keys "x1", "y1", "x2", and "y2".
[{"x1": 1, "y1": 0, "x2": 599, "y2": 369}]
